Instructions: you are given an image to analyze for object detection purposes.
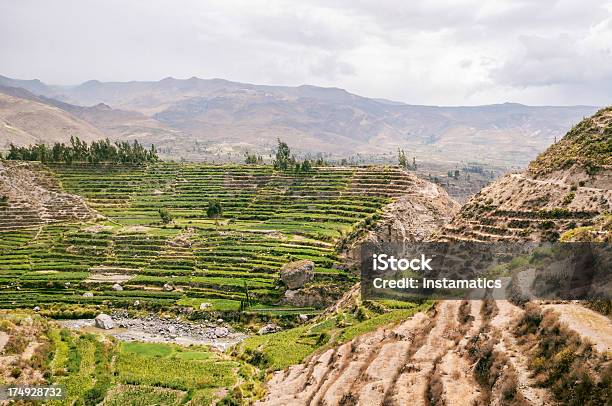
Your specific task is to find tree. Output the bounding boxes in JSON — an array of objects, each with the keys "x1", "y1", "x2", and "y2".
[
  {"x1": 206, "y1": 200, "x2": 223, "y2": 218},
  {"x1": 273, "y1": 139, "x2": 293, "y2": 171},
  {"x1": 397, "y1": 148, "x2": 408, "y2": 168},
  {"x1": 244, "y1": 151, "x2": 259, "y2": 164},
  {"x1": 301, "y1": 159, "x2": 312, "y2": 172},
  {"x1": 159, "y1": 208, "x2": 173, "y2": 224}
]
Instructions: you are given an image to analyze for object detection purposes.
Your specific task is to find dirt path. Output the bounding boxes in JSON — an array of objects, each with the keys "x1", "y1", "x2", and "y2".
[{"x1": 543, "y1": 303, "x2": 612, "y2": 353}]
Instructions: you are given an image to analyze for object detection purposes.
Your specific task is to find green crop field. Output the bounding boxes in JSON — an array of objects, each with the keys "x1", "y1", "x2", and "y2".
[{"x1": 0, "y1": 162, "x2": 416, "y2": 314}]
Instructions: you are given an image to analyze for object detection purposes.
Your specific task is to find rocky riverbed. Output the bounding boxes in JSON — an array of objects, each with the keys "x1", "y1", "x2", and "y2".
[{"x1": 59, "y1": 312, "x2": 247, "y2": 350}]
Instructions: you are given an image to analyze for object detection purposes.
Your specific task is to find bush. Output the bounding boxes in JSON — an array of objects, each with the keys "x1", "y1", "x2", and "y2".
[
  {"x1": 206, "y1": 200, "x2": 223, "y2": 218},
  {"x1": 158, "y1": 208, "x2": 173, "y2": 224}
]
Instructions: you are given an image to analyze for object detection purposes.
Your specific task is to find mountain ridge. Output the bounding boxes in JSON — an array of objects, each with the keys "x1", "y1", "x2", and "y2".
[{"x1": 0, "y1": 75, "x2": 600, "y2": 165}]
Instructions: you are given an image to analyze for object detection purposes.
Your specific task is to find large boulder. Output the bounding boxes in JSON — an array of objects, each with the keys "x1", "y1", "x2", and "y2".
[
  {"x1": 280, "y1": 260, "x2": 315, "y2": 289},
  {"x1": 112, "y1": 284, "x2": 123, "y2": 291},
  {"x1": 95, "y1": 313, "x2": 114, "y2": 330}
]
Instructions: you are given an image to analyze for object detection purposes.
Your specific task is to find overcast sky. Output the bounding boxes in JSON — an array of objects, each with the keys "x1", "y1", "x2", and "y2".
[{"x1": 1, "y1": 0, "x2": 612, "y2": 106}]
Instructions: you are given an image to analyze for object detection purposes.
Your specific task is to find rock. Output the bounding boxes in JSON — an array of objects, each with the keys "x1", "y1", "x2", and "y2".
[
  {"x1": 280, "y1": 259, "x2": 315, "y2": 289},
  {"x1": 82, "y1": 292, "x2": 94, "y2": 297},
  {"x1": 95, "y1": 313, "x2": 114, "y2": 329},
  {"x1": 199, "y1": 302, "x2": 212, "y2": 310},
  {"x1": 167, "y1": 325, "x2": 177, "y2": 334},
  {"x1": 33, "y1": 306, "x2": 40, "y2": 312},
  {"x1": 299, "y1": 314, "x2": 309, "y2": 323},
  {"x1": 258, "y1": 323, "x2": 281, "y2": 335},
  {"x1": 282, "y1": 286, "x2": 337, "y2": 308},
  {"x1": 163, "y1": 283, "x2": 174, "y2": 292},
  {"x1": 214, "y1": 327, "x2": 229, "y2": 338},
  {"x1": 133, "y1": 300, "x2": 140, "y2": 307},
  {"x1": 112, "y1": 284, "x2": 123, "y2": 291},
  {"x1": 217, "y1": 319, "x2": 224, "y2": 323}
]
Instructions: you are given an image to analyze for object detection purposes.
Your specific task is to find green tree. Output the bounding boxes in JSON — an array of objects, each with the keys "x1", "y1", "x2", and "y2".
[
  {"x1": 397, "y1": 148, "x2": 408, "y2": 168},
  {"x1": 158, "y1": 208, "x2": 173, "y2": 224},
  {"x1": 244, "y1": 151, "x2": 259, "y2": 164},
  {"x1": 206, "y1": 200, "x2": 223, "y2": 218},
  {"x1": 273, "y1": 139, "x2": 293, "y2": 171}
]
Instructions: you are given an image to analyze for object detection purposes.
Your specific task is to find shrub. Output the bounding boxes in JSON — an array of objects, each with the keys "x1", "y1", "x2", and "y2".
[
  {"x1": 158, "y1": 208, "x2": 173, "y2": 224},
  {"x1": 206, "y1": 200, "x2": 223, "y2": 218}
]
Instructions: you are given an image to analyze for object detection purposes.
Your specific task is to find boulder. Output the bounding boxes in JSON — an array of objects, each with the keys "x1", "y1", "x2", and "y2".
[
  {"x1": 280, "y1": 260, "x2": 315, "y2": 289},
  {"x1": 82, "y1": 292, "x2": 94, "y2": 297},
  {"x1": 214, "y1": 327, "x2": 229, "y2": 338},
  {"x1": 258, "y1": 323, "x2": 281, "y2": 335},
  {"x1": 282, "y1": 286, "x2": 337, "y2": 308},
  {"x1": 199, "y1": 302, "x2": 212, "y2": 310},
  {"x1": 299, "y1": 314, "x2": 309, "y2": 323},
  {"x1": 112, "y1": 284, "x2": 123, "y2": 291},
  {"x1": 163, "y1": 283, "x2": 174, "y2": 292},
  {"x1": 33, "y1": 306, "x2": 40, "y2": 312},
  {"x1": 95, "y1": 313, "x2": 114, "y2": 330},
  {"x1": 133, "y1": 300, "x2": 140, "y2": 307}
]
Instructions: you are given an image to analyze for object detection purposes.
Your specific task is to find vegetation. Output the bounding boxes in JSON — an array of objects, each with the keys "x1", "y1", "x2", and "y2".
[
  {"x1": 397, "y1": 148, "x2": 417, "y2": 170},
  {"x1": 0, "y1": 162, "x2": 413, "y2": 313},
  {"x1": 244, "y1": 151, "x2": 263, "y2": 165},
  {"x1": 0, "y1": 313, "x2": 263, "y2": 405},
  {"x1": 516, "y1": 305, "x2": 611, "y2": 405},
  {"x1": 158, "y1": 208, "x2": 174, "y2": 224},
  {"x1": 234, "y1": 301, "x2": 431, "y2": 370},
  {"x1": 528, "y1": 107, "x2": 612, "y2": 176},
  {"x1": 6, "y1": 136, "x2": 158, "y2": 165},
  {"x1": 206, "y1": 200, "x2": 223, "y2": 219}
]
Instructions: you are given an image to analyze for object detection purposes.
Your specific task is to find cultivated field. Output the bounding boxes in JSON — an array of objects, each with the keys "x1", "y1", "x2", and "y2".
[{"x1": 0, "y1": 162, "x2": 415, "y2": 314}]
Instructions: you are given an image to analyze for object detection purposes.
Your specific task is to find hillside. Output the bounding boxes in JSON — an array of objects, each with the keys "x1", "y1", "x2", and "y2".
[
  {"x1": 435, "y1": 107, "x2": 612, "y2": 242},
  {"x1": 258, "y1": 108, "x2": 612, "y2": 406},
  {"x1": 0, "y1": 85, "x2": 185, "y2": 151},
  {"x1": 0, "y1": 75, "x2": 598, "y2": 165},
  {"x1": 0, "y1": 163, "x2": 458, "y2": 314},
  {"x1": 0, "y1": 92, "x2": 104, "y2": 147}
]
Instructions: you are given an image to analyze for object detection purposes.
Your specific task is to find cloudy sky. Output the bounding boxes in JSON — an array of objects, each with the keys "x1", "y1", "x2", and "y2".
[{"x1": 1, "y1": 0, "x2": 612, "y2": 105}]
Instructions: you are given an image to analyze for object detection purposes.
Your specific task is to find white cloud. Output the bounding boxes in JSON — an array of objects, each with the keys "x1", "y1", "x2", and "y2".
[{"x1": 0, "y1": 0, "x2": 611, "y2": 105}]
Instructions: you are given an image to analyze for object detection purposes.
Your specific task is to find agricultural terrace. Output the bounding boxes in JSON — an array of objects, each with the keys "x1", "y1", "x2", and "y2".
[{"x1": 0, "y1": 162, "x2": 416, "y2": 314}]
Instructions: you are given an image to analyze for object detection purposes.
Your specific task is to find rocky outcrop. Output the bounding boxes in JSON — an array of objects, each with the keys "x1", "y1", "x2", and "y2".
[{"x1": 280, "y1": 260, "x2": 315, "y2": 289}]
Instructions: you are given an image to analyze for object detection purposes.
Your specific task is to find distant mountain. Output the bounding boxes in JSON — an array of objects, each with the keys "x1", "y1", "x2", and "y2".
[
  {"x1": 0, "y1": 87, "x2": 104, "y2": 146},
  {"x1": 0, "y1": 84, "x2": 185, "y2": 150},
  {"x1": 0, "y1": 75, "x2": 599, "y2": 165}
]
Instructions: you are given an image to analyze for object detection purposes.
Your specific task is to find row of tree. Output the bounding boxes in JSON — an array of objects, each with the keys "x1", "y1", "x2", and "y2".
[{"x1": 5, "y1": 136, "x2": 158, "y2": 164}]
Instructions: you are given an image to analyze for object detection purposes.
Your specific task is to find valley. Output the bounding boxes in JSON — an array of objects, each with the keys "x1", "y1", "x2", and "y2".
[{"x1": 0, "y1": 108, "x2": 610, "y2": 405}]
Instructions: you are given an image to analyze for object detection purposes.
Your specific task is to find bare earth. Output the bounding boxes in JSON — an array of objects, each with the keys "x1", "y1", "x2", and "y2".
[{"x1": 543, "y1": 303, "x2": 612, "y2": 353}]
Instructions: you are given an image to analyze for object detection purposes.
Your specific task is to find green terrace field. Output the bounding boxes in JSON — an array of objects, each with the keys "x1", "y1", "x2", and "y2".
[{"x1": 0, "y1": 163, "x2": 416, "y2": 313}]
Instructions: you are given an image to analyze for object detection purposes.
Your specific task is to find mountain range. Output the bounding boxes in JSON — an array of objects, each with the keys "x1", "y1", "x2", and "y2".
[{"x1": 0, "y1": 75, "x2": 599, "y2": 166}]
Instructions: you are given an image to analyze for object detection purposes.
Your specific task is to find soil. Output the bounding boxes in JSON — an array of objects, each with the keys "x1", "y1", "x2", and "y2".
[{"x1": 543, "y1": 303, "x2": 612, "y2": 353}]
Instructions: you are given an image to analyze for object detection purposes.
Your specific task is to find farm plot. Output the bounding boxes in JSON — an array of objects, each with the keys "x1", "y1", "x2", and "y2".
[{"x1": 0, "y1": 163, "x2": 415, "y2": 313}]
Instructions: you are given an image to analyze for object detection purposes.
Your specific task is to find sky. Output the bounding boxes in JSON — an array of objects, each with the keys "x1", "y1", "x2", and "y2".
[{"x1": 1, "y1": 0, "x2": 612, "y2": 106}]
